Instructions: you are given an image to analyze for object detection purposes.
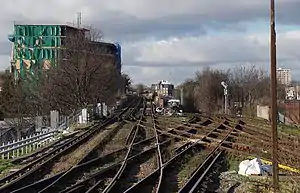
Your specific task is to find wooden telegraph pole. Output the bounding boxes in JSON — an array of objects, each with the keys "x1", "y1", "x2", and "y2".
[{"x1": 270, "y1": 0, "x2": 279, "y2": 191}]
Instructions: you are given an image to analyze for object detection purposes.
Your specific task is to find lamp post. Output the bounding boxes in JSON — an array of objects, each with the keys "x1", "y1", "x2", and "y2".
[
  {"x1": 270, "y1": 0, "x2": 279, "y2": 190},
  {"x1": 221, "y1": 81, "x2": 228, "y2": 114}
]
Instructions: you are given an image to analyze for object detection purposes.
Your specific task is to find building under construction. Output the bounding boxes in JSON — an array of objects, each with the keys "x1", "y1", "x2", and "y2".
[{"x1": 8, "y1": 23, "x2": 121, "y2": 81}]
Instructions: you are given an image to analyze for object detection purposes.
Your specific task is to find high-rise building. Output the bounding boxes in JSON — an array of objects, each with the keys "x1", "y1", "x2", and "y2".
[
  {"x1": 277, "y1": 68, "x2": 291, "y2": 85},
  {"x1": 8, "y1": 24, "x2": 121, "y2": 81}
]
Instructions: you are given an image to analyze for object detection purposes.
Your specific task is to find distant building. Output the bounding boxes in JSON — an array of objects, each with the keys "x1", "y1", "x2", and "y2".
[
  {"x1": 151, "y1": 80, "x2": 174, "y2": 97},
  {"x1": 286, "y1": 87, "x2": 296, "y2": 100},
  {"x1": 277, "y1": 68, "x2": 291, "y2": 85},
  {"x1": 152, "y1": 80, "x2": 174, "y2": 107}
]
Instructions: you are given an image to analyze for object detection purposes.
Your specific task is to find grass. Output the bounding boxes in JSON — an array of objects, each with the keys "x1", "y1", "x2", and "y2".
[
  {"x1": 243, "y1": 116, "x2": 300, "y2": 137},
  {"x1": 226, "y1": 154, "x2": 244, "y2": 172},
  {"x1": 278, "y1": 123, "x2": 300, "y2": 136},
  {"x1": 0, "y1": 160, "x2": 21, "y2": 178},
  {"x1": 0, "y1": 160, "x2": 14, "y2": 172},
  {"x1": 177, "y1": 152, "x2": 207, "y2": 188},
  {"x1": 235, "y1": 176, "x2": 300, "y2": 193},
  {"x1": 223, "y1": 153, "x2": 300, "y2": 193},
  {"x1": 71, "y1": 122, "x2": 95, "y2": 131}
]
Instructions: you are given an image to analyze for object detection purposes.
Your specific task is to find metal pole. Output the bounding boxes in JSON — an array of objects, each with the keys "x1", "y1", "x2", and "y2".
[
  {"x1": 270, "y1": 0, "x2": 279, "y2": 190},
  {"x1": 224, "y1": 94, "x2": 227, "y2": 114},
  {"x1": 180, "y1": 88, "x2": 184, "y2": 106},
  {"x1": 224, "y1": 88, "x2": 228, "y2": 114}
]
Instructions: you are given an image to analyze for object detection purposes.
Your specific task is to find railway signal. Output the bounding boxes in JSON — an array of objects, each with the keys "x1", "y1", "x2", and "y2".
[{"x1": 221, "y1": 81, "x2": 228, "y2": 114}]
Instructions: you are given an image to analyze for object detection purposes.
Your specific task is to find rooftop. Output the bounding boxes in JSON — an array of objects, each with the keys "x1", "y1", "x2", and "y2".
[
  {"x1": 160, "y1": 80, "x2": 172, "y2": 84},
  {"x1": 13, "y1": 22, "x2": 90, "y2": 31},
  {"x1": 277, "y1": 68, "x2": 290, "y2": 71}
]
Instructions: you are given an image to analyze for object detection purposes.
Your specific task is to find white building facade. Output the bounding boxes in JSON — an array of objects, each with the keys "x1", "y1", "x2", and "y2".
[{"x1": 277, "y1": 68, "x2": 292, "y2": 85}]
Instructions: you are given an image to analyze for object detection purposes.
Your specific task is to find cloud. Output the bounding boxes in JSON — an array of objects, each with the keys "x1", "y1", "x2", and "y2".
[
  {"x1": 0, "y1": 1, "x2": 300, "y2": 86},
  {"x1": 123, "y1": 30, "x2": 300, "y2": 66},
  {"x1": 121, "y1": 29, "x2": 300, "y2": 85},
  {"x1": 0, "y1": 0, "x2": 299, "y2": 40}
]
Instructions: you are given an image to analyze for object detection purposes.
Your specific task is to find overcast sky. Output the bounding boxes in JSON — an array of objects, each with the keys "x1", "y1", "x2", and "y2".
[{"x1": 1, "y1": 0, "x2": 300, "y2": 85}]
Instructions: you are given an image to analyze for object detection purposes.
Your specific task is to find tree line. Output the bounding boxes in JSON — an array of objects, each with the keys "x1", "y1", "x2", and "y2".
[{"x1": 177, "y1": 65, "x2": 285, "y2": 116}]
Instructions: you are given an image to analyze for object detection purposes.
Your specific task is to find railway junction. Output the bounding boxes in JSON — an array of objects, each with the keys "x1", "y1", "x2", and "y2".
[{"x1": 0, "y1": 96, "x2": 299, "y2": 193}]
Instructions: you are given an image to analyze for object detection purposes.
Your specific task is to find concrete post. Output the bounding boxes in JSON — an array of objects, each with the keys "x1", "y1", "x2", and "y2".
[
  {"x1": 50, "y1": 110, "x2": 59, "y2": 129},
  {"x1": 97, "y1": 103, "x2": 101, "y2": 117},
  {"x1": 103, "y1": 103, "x2": 107, "y2": 117},
  {"x1": 78, "y1": 115, "x2": 83, "y2": 124},
  {"x1": 35, "y1": 116, "x2": 43, "y2": 132},
  {"x1": 180, "y1": 88, "x2": 184, "y2": 106},
  {"x1": 82, "y1": 109, "x2": 87, "y2": 124}
]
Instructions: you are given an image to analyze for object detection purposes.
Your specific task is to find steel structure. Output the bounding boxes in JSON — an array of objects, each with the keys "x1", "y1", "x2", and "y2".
[{"x1": 8, "y1": 24, "x2": 121, "y2": 81}]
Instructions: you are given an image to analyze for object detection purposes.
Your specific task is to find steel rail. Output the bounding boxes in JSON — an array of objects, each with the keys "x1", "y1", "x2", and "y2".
[
  {"x1": 152, "y1": 105, "x2": 164, "y2": 193},
  {"x1": 99, "y1": 104, "x2": 145, "y2": 193},
  {"x1": 0, "y1": 97, "x2": 140, "y2": 193},
  {"x1": 37, "y1": 98, "x2": 144, "y2": 193},
  {"x1": 64, "y1": 140, "x2": 170, "y2": 193},
  {"x1": 179, "y1": 123, "x2": 237, "y2": 192}
]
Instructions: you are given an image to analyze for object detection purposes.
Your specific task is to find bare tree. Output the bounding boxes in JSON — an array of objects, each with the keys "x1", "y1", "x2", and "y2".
[
  {"x1": 41, "y1": 27, "x2": 120, "y2": 114},
  {"x1": 193, "y1": 68, "x2": 229, "y2": 113},
  {"x1": 121, "y1": 73, "x2": 131, "y2": 94},
  {"x1": 178, "y1": 65, "x2": 273, "y2": 116},
  {"x1": 0, "y1": 73, "x2": 33, "y2": 138},
  {"x1": 229, "y1": 65, "x2": 270, "y2": 116},
  {"x1": 177, "y1": 79, "x2": 197, "y2": 112},
  {"x1": 136, "y1": 84, "x2": 145, "y2": 94}
]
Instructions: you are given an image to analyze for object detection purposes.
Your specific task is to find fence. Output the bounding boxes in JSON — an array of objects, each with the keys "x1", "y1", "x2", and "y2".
[
  {"x1": 0, "y1": 130, "x2": 56, "y2": 159},
  {"x1": 0, "y1": 103, "x2": 110, "y2": 159},
  {"x1": 56, "y1": 110, "x2": 83, "y2": 131}
]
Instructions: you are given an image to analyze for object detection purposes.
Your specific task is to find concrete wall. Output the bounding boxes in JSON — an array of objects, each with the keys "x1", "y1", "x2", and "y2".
[{"x1": 257, "y1": 105, "x2": 270, "y2": 121}]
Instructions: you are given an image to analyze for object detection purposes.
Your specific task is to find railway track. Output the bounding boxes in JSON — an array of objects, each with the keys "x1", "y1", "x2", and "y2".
[
  {"x1": 4, "y1": 101, "x2": 300, "y2": 193},
  {"x1": 10, "y1": 132, "x2": 79, "y2": 165},
  {"x1": 31, "y1": 101, "x2": 177, "y2": 193},
  {"x1": 32, "y1": 100, "x2": 145, "y2": 193},
  {"x1": 122, "y1": 113, "x2": 238, "y2": 193},
  {"x1": 0, "y1": 97, "x2": 141, "y2": 193},
  {"x1": 85, "y1": 101, "x2": 155, "y2": 192}
]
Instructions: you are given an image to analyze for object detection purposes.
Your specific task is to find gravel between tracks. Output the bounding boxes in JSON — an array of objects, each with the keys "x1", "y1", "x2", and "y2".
[
  {"x1": 48, "y1": 124, "x2": 117, "y2": 176},
  {"x1": 99, "y1": 122, "x2": 136, "y2": 156}
]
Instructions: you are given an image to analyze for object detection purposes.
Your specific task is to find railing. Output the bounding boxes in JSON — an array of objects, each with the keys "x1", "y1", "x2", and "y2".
[
  {"x1": 0, "y1": 130, "x2": 57, "y2": 159},
  {"x1": 57, "y1": 110, "x2": 82, "y2": 131},
  {"x1": 0, "y1": 104, "x2": 110, "y2": 159}
]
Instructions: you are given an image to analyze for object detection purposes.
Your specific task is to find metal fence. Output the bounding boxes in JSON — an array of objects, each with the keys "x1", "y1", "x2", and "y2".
[
  {"x1": 57, "y1": 110, "x2": 83, "y2": 131},
  {"x1": 0, "y1": 104, "x2": 109, "y2": 159},
  {"x1": 0, "y1": 130, "x2": 57, "y2": 159}
]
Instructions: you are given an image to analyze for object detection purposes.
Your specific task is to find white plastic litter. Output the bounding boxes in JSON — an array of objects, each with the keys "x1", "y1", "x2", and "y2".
[
  {"x1": 62, "y1": 130, "x2": 70, "y2": 135},
  {"x1": 238, "y1": 157, "x2": 263, "y2": 176}
]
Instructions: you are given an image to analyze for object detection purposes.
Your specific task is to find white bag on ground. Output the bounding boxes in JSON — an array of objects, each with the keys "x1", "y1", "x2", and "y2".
[{"x1": 238, "y1": 158, "x2": 263, "y2": 176}]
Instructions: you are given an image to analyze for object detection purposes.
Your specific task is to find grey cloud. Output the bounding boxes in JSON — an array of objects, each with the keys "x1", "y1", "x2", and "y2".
[
  {"x1": 89, "y1": 1, "x2": 300, "y2": 41},
  {"x1": 123, "y1": 65, "x2": 201, "y2": 85},
  {"x1": 92, "y1": 12, "x2": 209, "y2": 41},
  {"x1": 2, "y1": 1, "x2": 300, "y2": 42},
  {"x1": 1, "y1": 0, "x2": 300, "y2": 84},
  {"x1": 123, "y1": 60, "x2": 300, "y2": 86},
  {"x1": 0, "y1": 42, "x2": 11, "y2": 55}
]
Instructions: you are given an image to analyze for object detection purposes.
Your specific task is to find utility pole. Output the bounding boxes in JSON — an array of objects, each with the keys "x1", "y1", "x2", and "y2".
[{"x1": 270, "y1": 0, "x2": 279, "y2": 191}]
